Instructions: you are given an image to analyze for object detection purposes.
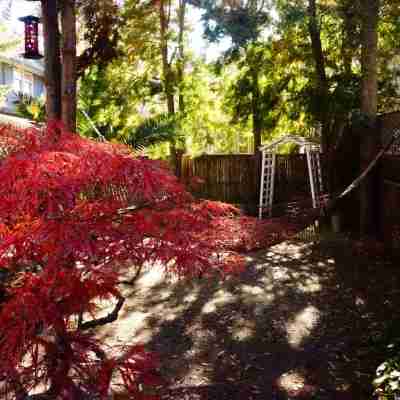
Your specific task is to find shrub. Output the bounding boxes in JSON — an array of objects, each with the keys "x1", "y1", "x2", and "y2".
[{"x1": 0, "y1": 122, "x2": 282, "y2": 399}]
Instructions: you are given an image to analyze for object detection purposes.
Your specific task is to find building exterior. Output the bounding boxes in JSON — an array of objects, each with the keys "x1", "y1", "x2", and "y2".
[{"x1": 0, "y1": 52, "x2": 45, "y2": 115}]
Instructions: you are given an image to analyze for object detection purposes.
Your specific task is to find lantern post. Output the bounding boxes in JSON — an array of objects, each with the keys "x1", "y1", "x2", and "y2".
[{"x1": 19, "y1": 15, "x2": 43, "y2": 59}]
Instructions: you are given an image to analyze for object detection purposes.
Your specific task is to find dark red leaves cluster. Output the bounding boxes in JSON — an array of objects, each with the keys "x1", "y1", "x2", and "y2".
[{"x1": 0, "y1": 123, "x2": 295, "y2": 399}]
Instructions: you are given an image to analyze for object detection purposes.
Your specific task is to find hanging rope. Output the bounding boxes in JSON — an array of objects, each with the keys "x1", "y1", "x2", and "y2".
[{"x1": 322, "y1": 127, "x2": 400, "y2": 216}]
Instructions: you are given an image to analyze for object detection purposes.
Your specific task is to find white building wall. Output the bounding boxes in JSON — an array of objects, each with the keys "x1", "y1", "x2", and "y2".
[{"x1": 0, "y1": 62, "x2": 45, "y2": 115}]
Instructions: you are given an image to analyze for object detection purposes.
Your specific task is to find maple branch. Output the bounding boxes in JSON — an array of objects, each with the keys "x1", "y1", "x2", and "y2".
[
  {"x1": 119, "y1": 264, "x2": 143, "y2": 286},
  {"x1": 79, "y1": 296, "x2": 125, "y2": 331}
]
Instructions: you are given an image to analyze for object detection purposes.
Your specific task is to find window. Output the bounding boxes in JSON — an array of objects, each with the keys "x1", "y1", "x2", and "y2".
[
  {"x1": 23, "y1": 73, "x2": 33, "y2": 96},
  {"x1": 13, "y1": 69, "x2": 22, "y2": 93},
  {"x1": 13, "y1": 68, "x2": 34, "y2": 96}
]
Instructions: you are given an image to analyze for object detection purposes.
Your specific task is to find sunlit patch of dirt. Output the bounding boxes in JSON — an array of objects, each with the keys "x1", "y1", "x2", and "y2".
[
  {"x1": 94, "y1": 237, "x2": 400, "y2": 400},
  {"x1": 276, "y1": 369, "x2": 318, "y2": 398}
]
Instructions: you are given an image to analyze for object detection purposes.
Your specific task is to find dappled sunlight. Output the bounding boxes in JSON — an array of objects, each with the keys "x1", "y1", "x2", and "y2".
[
  {"x1": 285, "y1": 305, "x2": 320, "y2": 349},
  {"x1": 134, "y1": 265, "x2": 166, "y2": 289},
  {"x1": 276, "y1": 369, "x2": 317, "y2": 398},
  {"x1": 297, "y1": 275, "x2": 322, "y2": 293},
  {"x1": 201, "y1": 289, "x2": 236, "y2": 314},
  {"x1": 239, "y1": 283, "x2": 277, "y2": 306},
  {"x1": 90, "y1": 237, "x2": 399, "y2": 399},
  {"x1": 229, "y1": 316, "x2": 256, "y2": 341}
]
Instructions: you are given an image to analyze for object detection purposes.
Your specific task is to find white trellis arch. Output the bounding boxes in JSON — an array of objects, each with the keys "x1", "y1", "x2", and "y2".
[{"x1": 258, "y1": 135, "x2": 323, "y2": 219}]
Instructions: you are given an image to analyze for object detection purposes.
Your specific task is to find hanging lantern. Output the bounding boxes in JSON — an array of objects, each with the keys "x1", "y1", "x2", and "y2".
[{"x1": 19, "y1": 15, "x2": 43, "y2": 59}]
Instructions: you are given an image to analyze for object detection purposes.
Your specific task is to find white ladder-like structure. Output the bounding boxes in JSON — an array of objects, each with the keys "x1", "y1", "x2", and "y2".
[
  {"x1": 306, "y1": 148, "x2": 323, "y2": 209},
  {"x1": 259, "y1": 152, "x2": 276, "y2": 218},
  {"x1": 259, "y1": 135, "x2": 323, "y2": 219}
]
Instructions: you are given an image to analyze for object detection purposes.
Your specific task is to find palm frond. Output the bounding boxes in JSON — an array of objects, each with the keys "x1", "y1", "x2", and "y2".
[{"x1": 125, "y1": 113, "x2": 181, "y2": 149}]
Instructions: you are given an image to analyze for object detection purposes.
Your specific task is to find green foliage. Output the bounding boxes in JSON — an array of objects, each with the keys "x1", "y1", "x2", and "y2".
[
  {"x1": 181, "y1": 61, "x2": 253, "y2": 154},
  {"x1": 126, "y1": 113, "x2": 182, "y2": 149},
  {"x1": 224, "y1": 42, "x2": 292, "y2": 138},
  {"x1": 197, "y1": 0, "x2": 270, "y2": 47},
  {"x1": 15, "y1": 93, "x2": 46, "y2": 123},
  {"x1": 0, "y1": 86, "x2": 9, "y2": 107},
  {"x1": 0, "y1": 25, "x2": 19, "y2": 107},
  {"x1": 77, "y1": 62, "x2": 150, "y2": 141},
  {"x1": 77, "y1": 0, "x2": 122, "y2": 75},
  {"x1": 0, "y1": 25, "x2": 19, "y2": 53},
  {"x1": 77, "y1": 0, "x2": 400, "y2": 157},
  {"x1": 374, "y1": 346, "x2": 400, "y2": 399}
]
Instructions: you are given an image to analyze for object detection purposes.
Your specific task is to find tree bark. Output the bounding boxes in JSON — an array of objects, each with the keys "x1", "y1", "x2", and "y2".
[
  {"x1": 359, "y1": 0, "x2": 380, "y2": 235},
  {"x1": 250, "y1": 67, "x2": 262, "y2": 153},
  {"x1": 307, "y1": 0, "x2": 329, "y2": 153},
  {"x1": 61, "y1": 0, "x2": 77, "y2": 132},
  {"x1": 340, "y1": 0, "x2": 359, "y2": 79},
  {"x1": 360, "y1": 0, "x2": 379, "y2": 117},
  {"x1": 177, "y1": 0, "x2": 186, "y2": 114},
  {"x1": 175, "y1": 0, "x2": 186, "y2": 177},
  {"x1": 159, "y1": 0, "x2": 179, "y2": 174},
  {"x1": 159, "y1": 0, "x2": 175, "y2": 115},
  {"x1": 41, "y1": 0, "x2": 62, "y2": 121}
]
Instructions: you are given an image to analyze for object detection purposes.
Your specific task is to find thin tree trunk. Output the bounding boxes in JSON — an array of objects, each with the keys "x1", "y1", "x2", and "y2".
[
  {"x1": 159, "y1": 0, "x2": 178, "y2": 174},
  {"x1": 307, "y1": 0, "x2": 329, "y2": 153},
  {"x1": 177, "y1": 0, "x2": 186, "y2": 114},
  {"x1": 159, "y1": 0, "x2": 175, "y2": 115},
  {"x1": 359, "y1": 0, "x2": 380, "y2": 235},
  {"x1": 250, "y1": 67, "x2": 262, "y2": 153},
  {"x1": 340, "y1": 0, "x2": 359, "y2": 79},
  {"x1": 360, "y1": 1, "x2": 379, "y2": 117},
  {"x1": 41, "y1": 0, "x2": 62, "y2": 121},
  {"x1": 61, "y1": 0, "x2": 77, "y2": 132},
  {"x1": 175, "y1": 0, "x2": 186, "y2": 177}
]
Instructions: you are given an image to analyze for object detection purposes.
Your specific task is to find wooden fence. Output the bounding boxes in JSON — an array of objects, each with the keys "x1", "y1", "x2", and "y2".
[
  {"x1": 381, "y1": 155, "x2": 400, "y2": 251},
  {"x1": 181, "y1": 132, "x2": 400, "y2": 252},
  {"x1": 181, "y1": 153, "x2": 310, "y2": 213},
  {"x1": 182, "y1": 154, "x2": 259, "y2": 206}
]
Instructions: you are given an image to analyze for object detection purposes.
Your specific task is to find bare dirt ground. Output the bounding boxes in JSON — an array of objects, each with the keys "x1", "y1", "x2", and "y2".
[{"x1": 97, "y1": 237, "x2": 400, "y2": 399}]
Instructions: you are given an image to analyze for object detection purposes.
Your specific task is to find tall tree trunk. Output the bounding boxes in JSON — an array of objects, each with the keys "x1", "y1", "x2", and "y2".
[
  {"x1": 61, "y1": 0, "x2": 77, "y2": 132},
  {"x1": 307, "y1": 0, "x2": 329, "y2": 153},
  {"x1": 340, "y1": 0, "x2": 359, "y2": 79},
  {"x1": 177, "y1": 0, "x2": 186, "y2": 114},
  {"x1": 159, "y1": 0, "x2": 178, "y2": 174},
  {"x1": 250, "y1": 67, "x2": 262, "y2": 153},
  {"x1": 359, "y1": 0, "x2": 380, "y2": 235},
  {"x1": 41, "y1": 0, "x2": 62, "y2": 121},
  {"x1": 175, "y1": 0, "x2": 186, "y2": 177},
  {"x1": 360, "y1": 1, "x2": 379, "y2": 117},
  {"x1": 159, "y1": 0, "x2": 175, "y2": 115}
]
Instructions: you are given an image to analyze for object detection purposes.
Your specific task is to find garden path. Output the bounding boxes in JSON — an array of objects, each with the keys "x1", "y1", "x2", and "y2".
[{"x1": 98, "y1": 237, "x2": 399, "y2": 399}]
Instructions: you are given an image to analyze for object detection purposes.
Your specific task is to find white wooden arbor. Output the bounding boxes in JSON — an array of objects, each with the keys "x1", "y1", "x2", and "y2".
[{"x1": 258, "y1": 135, "x2": 323, "y2": 219}]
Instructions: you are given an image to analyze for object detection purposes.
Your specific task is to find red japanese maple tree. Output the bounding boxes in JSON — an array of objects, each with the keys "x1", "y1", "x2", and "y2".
[{"x1": 0, "y1": 122, "x2": 294, "y2": 399}]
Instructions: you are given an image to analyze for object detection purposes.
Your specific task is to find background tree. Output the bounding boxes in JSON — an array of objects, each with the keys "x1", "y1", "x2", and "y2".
[
  {"x1": 191, "y1": 0, "x2": 270, "y2": 152},
  {"x1": 41, "y1": 0, "x2": 62, "y2": 121},
  {"x1": 61, "y1": 0, "x2": 77, "y2": 132},
  {"x1": 359, "y1": 0, "x2": 380, "y2": 235}
]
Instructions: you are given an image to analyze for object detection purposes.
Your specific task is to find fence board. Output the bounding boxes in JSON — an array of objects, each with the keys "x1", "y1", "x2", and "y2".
[
  {"x1": 382, "y1": 155, "x2": 400, "y2": 182},
  {"x1": 182, "y1": 153, "x2": 400, "y2": 249},
  {"x1": 181, "y1": 154, "x2": 310, "y2": 210},
  {"x1": 381, "y1": 156, "x2": 400, "y2": 250}
]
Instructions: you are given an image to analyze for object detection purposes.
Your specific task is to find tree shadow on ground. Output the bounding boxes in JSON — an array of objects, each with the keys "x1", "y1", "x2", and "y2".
[{"x1": 98, "y1": 237, "x2": 400, "y2": 400}]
